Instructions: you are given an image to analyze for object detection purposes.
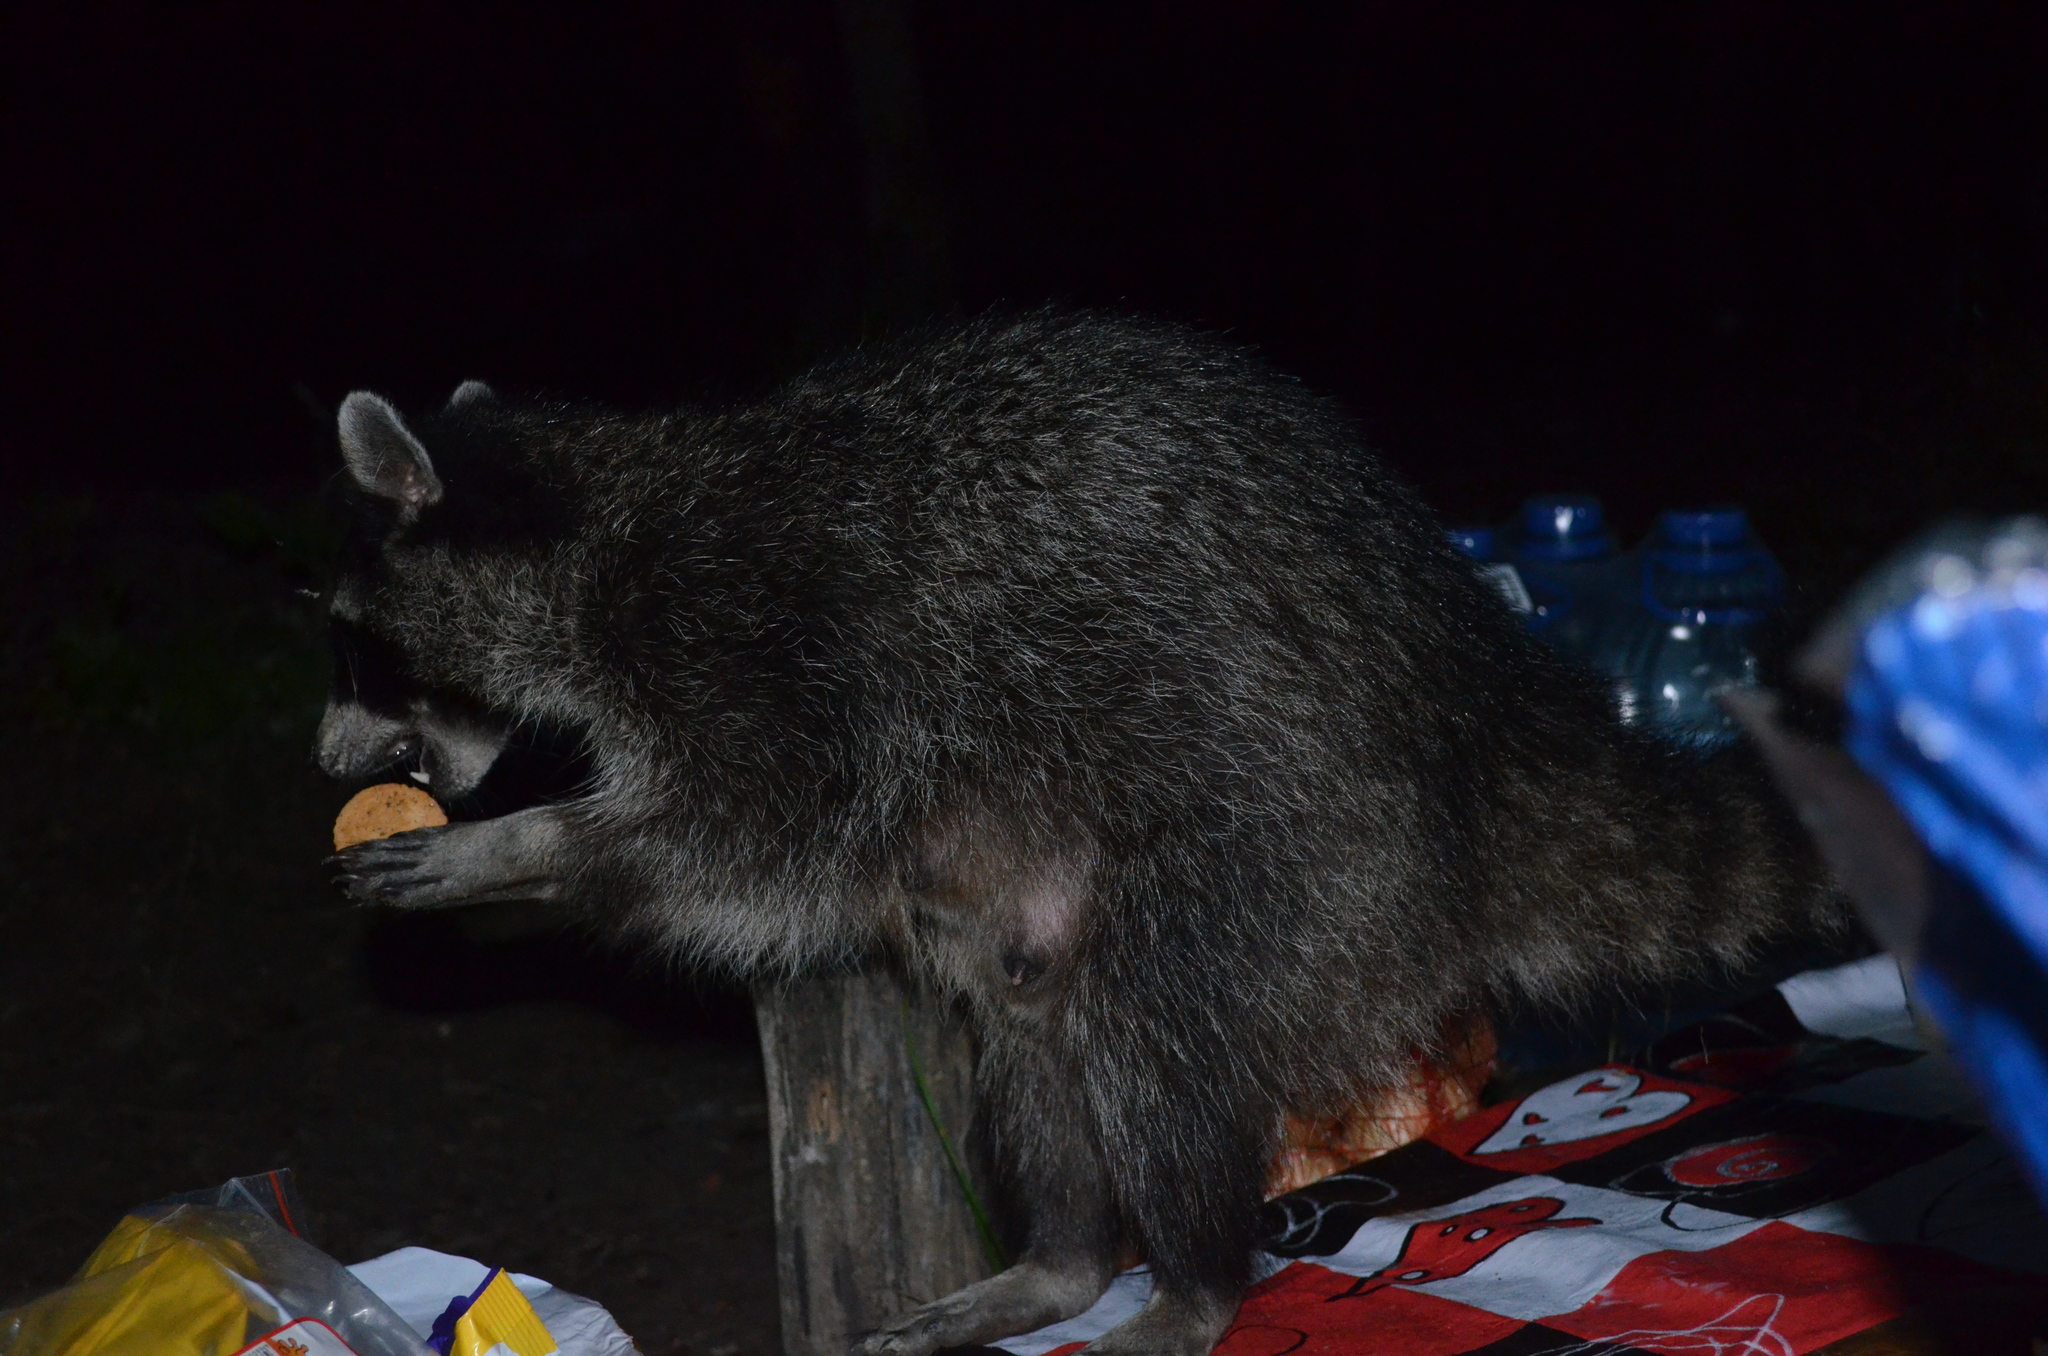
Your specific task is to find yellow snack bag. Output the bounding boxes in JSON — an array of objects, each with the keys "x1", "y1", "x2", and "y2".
[
  {"x1": 0, "y1": 1175, "x2": 430, "y2": 1356},
  {"x1": 2, "y1": 1216, "x2": 254, "y2": 1356},
  {"x1": 445, "y1": 1272, "x2": 555, "y2": 1356}
]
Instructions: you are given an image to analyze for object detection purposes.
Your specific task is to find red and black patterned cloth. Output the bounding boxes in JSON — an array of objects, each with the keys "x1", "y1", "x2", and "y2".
[{"x1": 994, "y1": 960, "x2": 2048, "y2": 1355}]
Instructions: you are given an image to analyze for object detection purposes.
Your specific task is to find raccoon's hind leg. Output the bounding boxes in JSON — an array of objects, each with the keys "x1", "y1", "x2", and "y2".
[
  {"x1": 330, "y1": 805, "x2": 568, "y2": 909},
  {"x1": 856, "y1": 1038, "x2": 1118, "y2": 1356}
]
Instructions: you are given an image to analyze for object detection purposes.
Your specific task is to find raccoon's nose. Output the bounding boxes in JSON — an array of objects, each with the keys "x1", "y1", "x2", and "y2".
[{"x1": 315, "y1": 700, "x2": 417, "y2": 782}]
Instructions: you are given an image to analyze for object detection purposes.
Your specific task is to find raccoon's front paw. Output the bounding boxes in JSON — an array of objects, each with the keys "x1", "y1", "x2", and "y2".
[
  {"x1": 330, "y1": 810, "x2": 565, "y2": 909},
  {"x1": 330, "y1": 824, "x2": 471, "y2": 909},
  {"x1": 854, "y1": 1262, "x2": 1109, "y2": 1356}
]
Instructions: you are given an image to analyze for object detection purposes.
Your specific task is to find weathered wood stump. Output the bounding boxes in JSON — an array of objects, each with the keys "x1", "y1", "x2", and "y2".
[
  {"x1": 758, "y1": 3, "x2": 983, "y2": 1348},
  {"x1": 755, "y1": 971, "x2": 993, "y2": 1356}
]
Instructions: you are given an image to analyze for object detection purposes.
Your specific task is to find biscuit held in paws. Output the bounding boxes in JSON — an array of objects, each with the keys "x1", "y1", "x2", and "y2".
[{"x1": 333, "y1": 783, "x2": 448, "y2": 851}]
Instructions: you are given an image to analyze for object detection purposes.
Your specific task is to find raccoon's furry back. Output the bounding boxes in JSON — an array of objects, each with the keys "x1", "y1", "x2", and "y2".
[{"x1": 370, "y1": 307, "x2": 1835, "y2": 1073}]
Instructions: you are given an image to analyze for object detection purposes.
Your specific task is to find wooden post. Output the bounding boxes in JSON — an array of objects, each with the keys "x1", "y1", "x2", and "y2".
[
  {"x1": 757, "y1": 7, "x2": 980, "y2": 1352},
  {"x1": 755, "y1": 971, "x2": 993, "y2": 1356}
]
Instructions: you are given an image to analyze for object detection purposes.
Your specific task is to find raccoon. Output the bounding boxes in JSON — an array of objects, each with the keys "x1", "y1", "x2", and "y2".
[{"x1": 319, "y1": 311, "x2": 1840, "y2": 1356}]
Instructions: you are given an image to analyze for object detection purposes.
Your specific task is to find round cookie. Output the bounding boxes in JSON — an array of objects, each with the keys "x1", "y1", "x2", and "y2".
[{"x1": 333, "y1": 783, "x2": 449, "y2": 851}]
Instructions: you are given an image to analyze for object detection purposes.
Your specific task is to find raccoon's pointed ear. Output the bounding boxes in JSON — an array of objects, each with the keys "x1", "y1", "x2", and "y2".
[
  {"x1": 338, "y1": 391, "x2": 443, "y2": 515},
  {"x1": 447, "y1": 380, "x2": 496, "y2": 411}
]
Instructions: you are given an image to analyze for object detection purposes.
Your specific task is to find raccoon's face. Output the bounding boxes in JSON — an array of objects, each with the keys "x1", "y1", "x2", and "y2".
[
  {"x1": 314, "y1": 691, "x2": 509, "y2": 798},
  {"x1": 316, "y1": 382, "x2": 512, "y2": 800},
  {"x1": 315, "y1": 598, "x2": 511, "y2": 798}
]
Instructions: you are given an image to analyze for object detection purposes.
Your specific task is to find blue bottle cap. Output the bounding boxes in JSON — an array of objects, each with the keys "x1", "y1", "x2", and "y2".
[
  {"x1": 1644, "y1": 504, "x2": 1782, "y2": 614},
  {"x1": 1518, "y1": 495, "x2": 1615, "y2": 562},
  {"x1": 1447, "y1": 526, "x2": 1495, "y2": 560},
  {"x1": 1657, "y1": 508, "x2": 1750, "y2": 550}
]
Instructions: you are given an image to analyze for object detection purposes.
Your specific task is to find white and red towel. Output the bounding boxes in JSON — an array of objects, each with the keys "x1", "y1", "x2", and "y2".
[{"x1": 995, "y1": 956, "x2": 2048, "y2": 1355}]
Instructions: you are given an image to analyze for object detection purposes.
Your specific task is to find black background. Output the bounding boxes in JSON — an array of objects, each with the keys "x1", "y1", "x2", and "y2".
[{"x1": 11, "y1": 3, "x2": 2048, "y2": 536}]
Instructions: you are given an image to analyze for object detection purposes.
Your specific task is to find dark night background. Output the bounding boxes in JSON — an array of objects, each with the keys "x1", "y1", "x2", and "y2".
[{"x1": 5, "y1": 5, "x2": 2048, "y2": 1354}]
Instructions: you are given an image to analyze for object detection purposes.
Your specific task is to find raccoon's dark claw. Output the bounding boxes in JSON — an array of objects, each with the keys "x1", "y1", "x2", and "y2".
[{"x1": 329, "y1": 826, "x2": 462, "y2": 909}]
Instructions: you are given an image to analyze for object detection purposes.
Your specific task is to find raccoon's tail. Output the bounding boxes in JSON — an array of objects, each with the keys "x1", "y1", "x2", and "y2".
[
  {"x1": 1482, "y1": 724, "x2": 1852, "y2": 1023},
  {"x1": 1672, "y1": 735, "x2": 1854, "y2": 959}
]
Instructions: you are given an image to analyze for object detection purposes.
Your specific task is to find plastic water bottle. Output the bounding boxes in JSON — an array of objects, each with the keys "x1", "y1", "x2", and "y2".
[
  {"x1": 1447, "y1": 526, "x2": 1534, "y2": 615},
  {"x1": 1612, "y1": 507, "x2": 1784, "y2": 746},
  {"x1": 1446, "y1": 525, "x2": 1495, "y2": 559},
  {"x1": 1507, "y1": 496, "x2": 1623, "y2": 665}
]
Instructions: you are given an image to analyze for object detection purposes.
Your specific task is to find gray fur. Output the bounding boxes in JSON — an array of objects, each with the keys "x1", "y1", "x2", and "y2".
[
  {"x1": 446, "y1": 379, "x2": 497, "y2": 411},
  {"x1": 319, "y1": 311, "x2": 1840, "y2": 1353}
]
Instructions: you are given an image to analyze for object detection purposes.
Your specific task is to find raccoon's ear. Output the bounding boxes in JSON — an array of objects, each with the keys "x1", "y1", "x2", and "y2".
[
  {"x1": 338, "y1": 391, "x2": 443, "y2": 515},
  {"x1": 447, "y1": 380, "x2": 496, "y2": 411}
]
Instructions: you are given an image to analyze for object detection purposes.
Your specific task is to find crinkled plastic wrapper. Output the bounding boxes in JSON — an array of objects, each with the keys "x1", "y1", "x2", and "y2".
[
  {"x1": 0, "y1": 1177, "x2": 430, "y2": 1356},
  {"x1": 1266, "y1": 1016, "x2": 1497, "y2": 1197}
]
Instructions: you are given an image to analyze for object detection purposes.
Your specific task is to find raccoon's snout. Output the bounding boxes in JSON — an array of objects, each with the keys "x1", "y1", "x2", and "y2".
[{"x1": 315, "y1": 700, "x2": 411, "y2": 782}]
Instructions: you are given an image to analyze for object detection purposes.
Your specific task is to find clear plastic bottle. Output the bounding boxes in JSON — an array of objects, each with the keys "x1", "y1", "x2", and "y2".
[
  {"x1": 1447, "y1": 526, "x2": 1534, "y2": 615},
  {"x1": 1506, "y1": 495, "x2": 1623, "y2": 666},
  {"x1": 1446, "y1": 525, "x2": 1495, "y2": 559},
  {"x1": 1612, "y1": 507, "x2": 1784, "y2": 747}
]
